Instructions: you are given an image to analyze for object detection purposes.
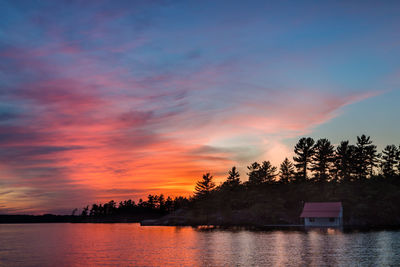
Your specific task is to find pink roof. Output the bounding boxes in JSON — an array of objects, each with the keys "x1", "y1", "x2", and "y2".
[{"x1": 300, "y1": 202, "x2": 342, "y2": 218}]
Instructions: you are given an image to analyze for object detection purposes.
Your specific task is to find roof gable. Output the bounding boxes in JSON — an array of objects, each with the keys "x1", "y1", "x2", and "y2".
[{"x1": 300, "y1": 202, "x2": 342, "y2": 218}]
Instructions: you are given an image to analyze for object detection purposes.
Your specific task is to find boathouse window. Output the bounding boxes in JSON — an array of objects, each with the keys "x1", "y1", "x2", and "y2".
[
  {"x1": 329, "y1": 218, "x2": 335, "y2": 222},
  {"x1": 309, "y1": 218, "x2": 315, "y2": 222}
]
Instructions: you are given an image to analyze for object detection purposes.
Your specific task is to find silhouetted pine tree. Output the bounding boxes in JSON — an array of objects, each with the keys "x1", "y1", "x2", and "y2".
[
  {"x1": 355, "y1": 135, "x2": 374, "y2": 179},
  {"x1": 165, "y1": 196, "x2": 174, "y2": 212},
  {"x1": 260, "y1": 161, "x2": 277, "y2": 183},
  {"x1": 247, "y1": 161, "x2": 277, "y2": 184},
  {"x1": 247, "y1": 162, "x2": 262, "y2": 184},
  {"x1": 103, "y1": 200, "x2": 116, "y2": 215},
  {"x1": 333, "y1": 141, "x2": 356, "y2": 182},
  {"x1": 293, "y1": 137, "x2": 315, "y2": 182},
  {"x1": 279, "y1": 157, "x2": 295, "y2": 183},
  {"x1": 147, "y1": 195, "x2": 156, "y2": 209},
  {"x1": 366, "y1": 142, "x2": 379, "y2": 177},
  {"x1": 158, "y1": 194, "x2": 165, "y2": 212},
  {"x1": 311, "y1": 138, "x2": 335, "y2": 182},
  {"x1": 381, "y1": 145, "x2": 399, "y2": 177},
  {"x1": 194, "y1": 173, "x2": 216, "y2": 198},
  {"x1": 222, "y1": 166, "x2": 241, "y2": 188}
]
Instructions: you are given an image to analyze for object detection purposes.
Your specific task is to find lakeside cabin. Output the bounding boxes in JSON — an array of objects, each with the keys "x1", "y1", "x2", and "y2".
[{"x1": 300, "y1": 202, "x2": 343, "y2": 227}]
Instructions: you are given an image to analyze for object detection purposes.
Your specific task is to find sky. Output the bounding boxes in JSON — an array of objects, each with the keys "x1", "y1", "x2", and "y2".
[{"x1": 0, "y1": 0, "x2": 399, "y2": 214}]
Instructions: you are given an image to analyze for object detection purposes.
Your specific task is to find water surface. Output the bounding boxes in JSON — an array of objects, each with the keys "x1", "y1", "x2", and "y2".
[{"x1": 0, "y1": 224, "x2": 399, "y2": 266}]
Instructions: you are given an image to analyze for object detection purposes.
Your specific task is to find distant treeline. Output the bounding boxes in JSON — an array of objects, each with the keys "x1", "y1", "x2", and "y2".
[
  {"x1": 80, "y1": 196, "x2": 190, "y2": 218},
  {"x1": 78, "y1": 135, "x2": 400, "y2": 226},
  {"x1": 0, "y1": 214, "x2": 76, "y2": 224}
]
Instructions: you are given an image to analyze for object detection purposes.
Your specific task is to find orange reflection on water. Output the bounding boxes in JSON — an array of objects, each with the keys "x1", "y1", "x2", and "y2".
[{"x1": 0, "y1": 224, "x2": 399, "y2": 266}]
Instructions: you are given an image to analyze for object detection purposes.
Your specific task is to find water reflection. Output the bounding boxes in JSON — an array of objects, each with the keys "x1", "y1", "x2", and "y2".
[{"x1": 0, "y1": 224, "x2": 399, "y2": 266}]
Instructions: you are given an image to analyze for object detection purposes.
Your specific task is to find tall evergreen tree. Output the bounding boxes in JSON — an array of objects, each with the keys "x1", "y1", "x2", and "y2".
[
  {"x1": 222, "y1": 166, "x2": 241, "y2": 188},
  {"x1": 147, "y1": 195, "x2": 156, "y2": 209},
  {"x1": 247, "y1": 161, "x2": 277, "y2": 184},
  {"x1": 311, "y1": 138, "x2": 335, "y2": 182},
  {"x1": 381, "y1": 145, "x2": 398, "y2": 177},
  {"x1": 279, "y1": 157, "x2": 295, "y2": 183},
  {"x1": 259, "y1": 161, "x2": 277, "y2": 183},
  {"x1": 333, "y1": 141, "x2": 356, "y2": 182},
  {"x1": 355, "y1": 135, "x2": 375, "y2": 179},
  {"x1": 247, "y1": 162, "x2": 262, "y2": 184},
  {"x1": 194, "y1": 173, "x2": 216, "y2": 198},
  {"x1": 165, "y1": 196, "x2": 174, "y2": 212},
  {"x1": 366, "y1": 143, "x2": 379, "y2": 177},
  {"x1": 293, "y1": 137, "x2": 315, "y2": 182},
  {"x1": 158, "y1": 194, "x2": 165, "y2": 212}
]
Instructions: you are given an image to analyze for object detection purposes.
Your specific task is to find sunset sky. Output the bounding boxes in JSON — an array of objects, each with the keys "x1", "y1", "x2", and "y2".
[{"x1": 1, "y1": 0, "x2": 399, "y2": 214}]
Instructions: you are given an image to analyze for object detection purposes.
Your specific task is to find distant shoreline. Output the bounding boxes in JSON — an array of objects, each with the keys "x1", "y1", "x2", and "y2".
[
  {"x1": 0, "y1": 214, "x2": 142, "y2": 224},
  {"x1": 1, "y1": 214, "x2": 400, "y2": 233}
]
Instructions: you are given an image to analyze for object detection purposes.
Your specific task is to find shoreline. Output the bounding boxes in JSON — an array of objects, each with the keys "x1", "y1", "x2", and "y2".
[
  {"x1": 2, "y1": 215, "x2": 399, "y2": 232},
  {"x1": 1, "y1": 220, "x2": 400, "y2": 233}
]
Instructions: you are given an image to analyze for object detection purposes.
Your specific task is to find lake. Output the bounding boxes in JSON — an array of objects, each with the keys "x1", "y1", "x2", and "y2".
[{"x1": 0, "y1": 224, "x2": 399, "y2": 266}]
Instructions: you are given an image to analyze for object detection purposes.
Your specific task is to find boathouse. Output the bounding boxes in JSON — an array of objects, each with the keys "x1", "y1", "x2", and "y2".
[{"x1": 300, "y1": 202, "x2": 343, "y2": 227}]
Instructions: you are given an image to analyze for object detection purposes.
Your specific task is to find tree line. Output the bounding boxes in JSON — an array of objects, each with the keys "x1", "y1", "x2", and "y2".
[
  {"x1": 194, "y1": 134, "x2": 399, "y2": 196},
  {"x1": 80, "y1": 195, "x2": 189, "y2": 217}
]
